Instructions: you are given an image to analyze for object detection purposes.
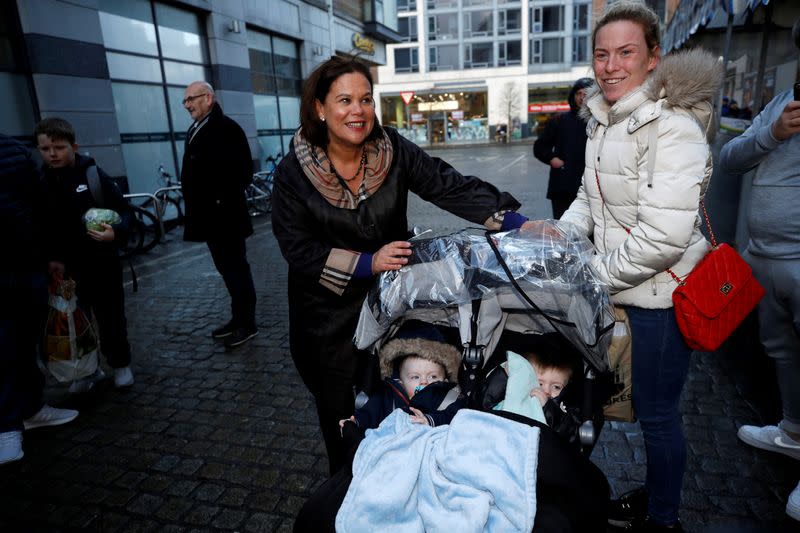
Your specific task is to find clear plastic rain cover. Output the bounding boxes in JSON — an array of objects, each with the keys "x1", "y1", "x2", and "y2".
[{"x1": 354, "y1": 222, "x2": 615, "y2": 373}]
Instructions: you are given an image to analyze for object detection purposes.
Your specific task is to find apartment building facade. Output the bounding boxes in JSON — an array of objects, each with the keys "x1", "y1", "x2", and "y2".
[{"x1": 374, "y1": 0, "x2": 599, "y2": 145}]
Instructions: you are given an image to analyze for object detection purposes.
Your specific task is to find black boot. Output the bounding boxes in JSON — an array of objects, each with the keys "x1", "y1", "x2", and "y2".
[{"x1": 608, "y1": 487, "x2": 648, "y2": 528}]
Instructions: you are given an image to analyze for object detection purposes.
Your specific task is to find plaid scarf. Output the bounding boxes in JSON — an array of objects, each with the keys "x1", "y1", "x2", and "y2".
[{"x1": 293, "y1": 128, "x2": 394, "y2": 209}]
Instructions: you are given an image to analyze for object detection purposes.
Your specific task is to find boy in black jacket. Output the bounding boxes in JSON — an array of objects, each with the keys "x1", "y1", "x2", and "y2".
[{"x1": 35, "y1": 118, "x2": 134, "y2": 389}]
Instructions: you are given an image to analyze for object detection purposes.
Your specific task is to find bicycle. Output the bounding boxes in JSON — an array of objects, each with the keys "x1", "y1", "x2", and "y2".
[
  {"x1": 153, "y1": 164, "x2": 184, "y2": 233},
  {"x1": 119, "y1": 199, "x2": 161, "y2": 258},
  {"x1": 246, "y1": 153, "x2": 279, "y2": 216}
]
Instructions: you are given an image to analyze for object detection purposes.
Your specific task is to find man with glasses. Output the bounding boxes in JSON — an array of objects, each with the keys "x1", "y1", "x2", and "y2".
[{"x1": 181, "y1": 81, "x2": 258, "y2": 349}]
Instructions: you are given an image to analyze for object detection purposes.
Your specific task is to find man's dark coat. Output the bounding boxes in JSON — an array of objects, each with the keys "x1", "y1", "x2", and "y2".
[{"x1": 180, "y1": 102, "x2": 253, "y2": 242}]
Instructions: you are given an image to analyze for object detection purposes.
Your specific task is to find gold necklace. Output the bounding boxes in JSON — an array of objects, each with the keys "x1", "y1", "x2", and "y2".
[{"x1": 331, "y1": 147, "x2": 367, "y2": 182}]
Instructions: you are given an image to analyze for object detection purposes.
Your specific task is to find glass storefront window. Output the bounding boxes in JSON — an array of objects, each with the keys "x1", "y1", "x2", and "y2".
[
  {"x1": 121, "y1": 141, "x2": 176, "y2": 195},
  {"x1": 279, "y1": 96, "x2": 301, "y2": 132},
  {"x1": 163, "y1": 61, "x2": 208, "y2": 86},
  {"x1": 112, "y1": 83, "x2": 170, "y2": 134},
  {"x1": 380, "y1": 90, "x2": 488, "y2": 146},
  {"x1": 155, "y1": 3, "x2": 207, "y2": 63},
  {"x1": 100, "y1": 1, "x2": 209, "y2": 191},
  {"x1": 253, "y1": 94, "x2": 280, "y2": 130},
  {"x1": 106, "y1": 52, "x2": 162, "y2": 83},
  {"x1": 248, "y1": 28, "x2": 301, "y2": 164},
  {"x1": 98, "y1": 12, "x2": 158, "y2": 55},
  {"x1": 528, "y1": 85, "x2": 570, "y2": 136}
]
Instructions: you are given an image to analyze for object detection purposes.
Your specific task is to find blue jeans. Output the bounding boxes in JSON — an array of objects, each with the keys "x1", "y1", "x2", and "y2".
[{"x1": 626, "y1": 306, "x2": 692, "y2": 526}]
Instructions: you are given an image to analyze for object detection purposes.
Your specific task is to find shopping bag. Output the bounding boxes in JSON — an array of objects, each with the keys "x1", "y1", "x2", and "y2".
[
  {"x1": 43, "y1": 279, "x2": 99, "y2": 382},
  {"x1": 603, "y1": 307, "x2": 634, "y2": 422}
]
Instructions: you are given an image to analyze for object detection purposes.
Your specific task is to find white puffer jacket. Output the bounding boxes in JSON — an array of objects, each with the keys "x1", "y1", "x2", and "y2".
[{"x1": 561, "y1": 49, "x2": 722, "y2": 309}]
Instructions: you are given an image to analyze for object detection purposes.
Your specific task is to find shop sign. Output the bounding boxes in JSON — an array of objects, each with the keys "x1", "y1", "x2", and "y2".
[
  {"x1": 411, "y1": 113, "x2": 423, "y2": 121},
  {"x1": 418, "y1": 100, "x2": 459, "y2": 111},
  {"x1": 528, "y1": 102, "x2": 570, "y2": 113},
  {"x1": 352, "y1": 33, "x2": 375, "y2": 55},
  {"x1": 451, "y1": 110, "x2": 464, "y2": 120},
  {"x1": 400, "y1": 91, "x2": 415, "y2": 105}
]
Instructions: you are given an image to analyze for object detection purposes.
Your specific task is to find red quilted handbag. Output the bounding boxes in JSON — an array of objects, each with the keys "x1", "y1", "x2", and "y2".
[{"x1": 668, "y1": 203, "x2": 765, "y2": 352}]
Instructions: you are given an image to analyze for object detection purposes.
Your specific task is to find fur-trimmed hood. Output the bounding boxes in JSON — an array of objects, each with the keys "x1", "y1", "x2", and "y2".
[
  {"x1": 580, "y1": 48, "x2": 723, "y2": 141},
  {"x1": 379, "y1": 322, "x2": 461, "y2": 381}
]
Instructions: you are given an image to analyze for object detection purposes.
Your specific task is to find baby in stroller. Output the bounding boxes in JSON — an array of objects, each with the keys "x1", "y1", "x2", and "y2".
[
  {"x1": 340, "y1": 320, "x2": 466, "y2": 430},
  {"x1": 476, "y1": 337, "x2": 582, "y2": 447}
]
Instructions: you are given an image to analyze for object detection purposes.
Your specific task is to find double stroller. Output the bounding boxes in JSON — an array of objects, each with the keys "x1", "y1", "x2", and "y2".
[{"x1": 298, "y1": 223, "x2": 617, "y2": 532}]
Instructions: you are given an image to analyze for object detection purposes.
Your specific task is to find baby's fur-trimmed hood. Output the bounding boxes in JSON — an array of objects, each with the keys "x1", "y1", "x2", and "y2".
[
  {"x1": 379, "y1": 333, "x2": 461, "y2": 382},
  {"x1": 580, "y1": 47, "x2": 723, "y2": 140}
]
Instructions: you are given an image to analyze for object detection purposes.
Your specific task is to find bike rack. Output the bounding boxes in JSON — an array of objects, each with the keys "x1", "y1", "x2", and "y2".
[
  {"x1": 123, "y1": 192, "x2": 166, "y2": 241},
  {"x1": 153, "y1": 185, "x2": 183, "y2": 223}
]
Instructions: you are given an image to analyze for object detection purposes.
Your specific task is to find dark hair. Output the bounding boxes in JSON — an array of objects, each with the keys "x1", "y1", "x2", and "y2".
[
  {"x1": 34, "y1": 117, "x2": 76, "y2": 145},
  {"x1": 592, "y1": 1, "x2": 661, "y2": 57},
  {"x1": 300, "y1": 55, "x2": 382, "y2": 148}
]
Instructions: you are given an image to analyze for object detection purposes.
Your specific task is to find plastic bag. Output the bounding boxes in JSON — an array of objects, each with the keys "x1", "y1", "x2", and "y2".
[
  {"x1": 42, "y1": 279, "x2": 99, "y2": 382},
  {"x1": 83, "y1": 207, "x2": 121, "y2": 232},
  {"x1": 602, "y1": 307, "x2": 633, "y2": 422}
]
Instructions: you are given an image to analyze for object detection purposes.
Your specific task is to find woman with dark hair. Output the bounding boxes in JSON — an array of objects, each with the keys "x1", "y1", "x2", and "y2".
[{"x1": 271, "y1": 55, "x2": 530, "y2": 474}]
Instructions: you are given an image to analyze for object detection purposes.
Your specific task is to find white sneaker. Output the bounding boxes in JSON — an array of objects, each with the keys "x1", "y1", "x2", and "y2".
[
  {"x1": 0, "y1": 431, "x2": 23, "y2": 465},
  {"x1": 23, "y1": 405, "x2": 78, "y2": 430},
  {"x1": 68, "y1": 367, "x2": 106, "y2": 394},
  {"x1": 737, "y1": 424, "x2": 800, "y2": 461},
  {"x1": 113, "y1": 366, "x2": 134, "y2": 388},
  {"x1": 787, "y1": 481, "x2": 800, "y2": 521}
]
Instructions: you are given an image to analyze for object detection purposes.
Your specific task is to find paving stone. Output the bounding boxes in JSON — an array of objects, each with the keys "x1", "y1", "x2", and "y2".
[
  {"x1": 244, "y1": 512, "x2": 283, "y2": 532},
  {"x1": 183, "y1": 504, "x2": 221, "y2": 526},
  {"x1": 248, "y1": 491, "x2": 281, "y2": 512},
  {"x1": 127, "y1": 493, "x2": 165, "y2": 515},
  {"x1": 194, "y1": 482, "x2": 226, "y2": 502},
  {"x1": 155, "y1": 497, "x2": 194, "y2": 521},
  {"x1": 212, "y1": 508, "x2": 247, "y2": 529}
]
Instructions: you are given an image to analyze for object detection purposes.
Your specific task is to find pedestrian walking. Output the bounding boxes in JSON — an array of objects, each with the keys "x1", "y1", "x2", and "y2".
[
  {"x1": 271, "y1": 55, "x2": 531, "y2": 475},
  {"x1": 180, "y1": 81, "x2": 258, "y2": 349},
  {"x1": 555, "y1": 2, "x2": 722, "y2": 530},
  {"x1": 1, "y1": 133, "x2": 79, "y2": 465},
  {"x1": 36, "y1": 118, "x2": 135, "y2": 390},
  {"x1": 718, "y1": 17, "x2": 800, "y2": 523},
  {"x1": 533, "y1": 77, "x2": 594, "y2": 219}
]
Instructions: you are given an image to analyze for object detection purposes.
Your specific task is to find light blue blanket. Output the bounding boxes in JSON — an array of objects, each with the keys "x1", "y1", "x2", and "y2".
[{"x1": 336, "y1": 408, "x2": 539, "y2": 532}]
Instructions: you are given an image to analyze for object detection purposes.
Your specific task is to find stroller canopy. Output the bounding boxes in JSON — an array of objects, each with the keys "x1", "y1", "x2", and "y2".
[{"x1": 354, "y1": 223, "x2": 615, "y2": 373}]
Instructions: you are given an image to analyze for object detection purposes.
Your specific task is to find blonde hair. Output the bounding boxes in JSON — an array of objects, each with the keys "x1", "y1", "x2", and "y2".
[{"x1": 592, "y1": 1, "x2": 661, "y2": 56}]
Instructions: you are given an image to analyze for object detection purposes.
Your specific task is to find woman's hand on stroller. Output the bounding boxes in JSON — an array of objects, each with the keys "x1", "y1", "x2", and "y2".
[
  {"x1": 520, "y1": 219, "x2": 562, "y2": 239},
  {"x1": 372, "y1": 241, "x2": 412, "y2": 273},
  {"x1": 409, "y1": 407, "x2": 430, "y2": 425}
]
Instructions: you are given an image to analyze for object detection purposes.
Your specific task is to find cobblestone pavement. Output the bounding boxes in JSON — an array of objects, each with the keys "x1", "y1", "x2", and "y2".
[{"x1": 1, "y1": 144, "x2": 798, "y2": 532}]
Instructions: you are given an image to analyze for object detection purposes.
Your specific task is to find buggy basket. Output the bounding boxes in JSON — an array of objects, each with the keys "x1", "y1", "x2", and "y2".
[{"x1": 355, "y1": 223, "x2": 615, "y2": 374}]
